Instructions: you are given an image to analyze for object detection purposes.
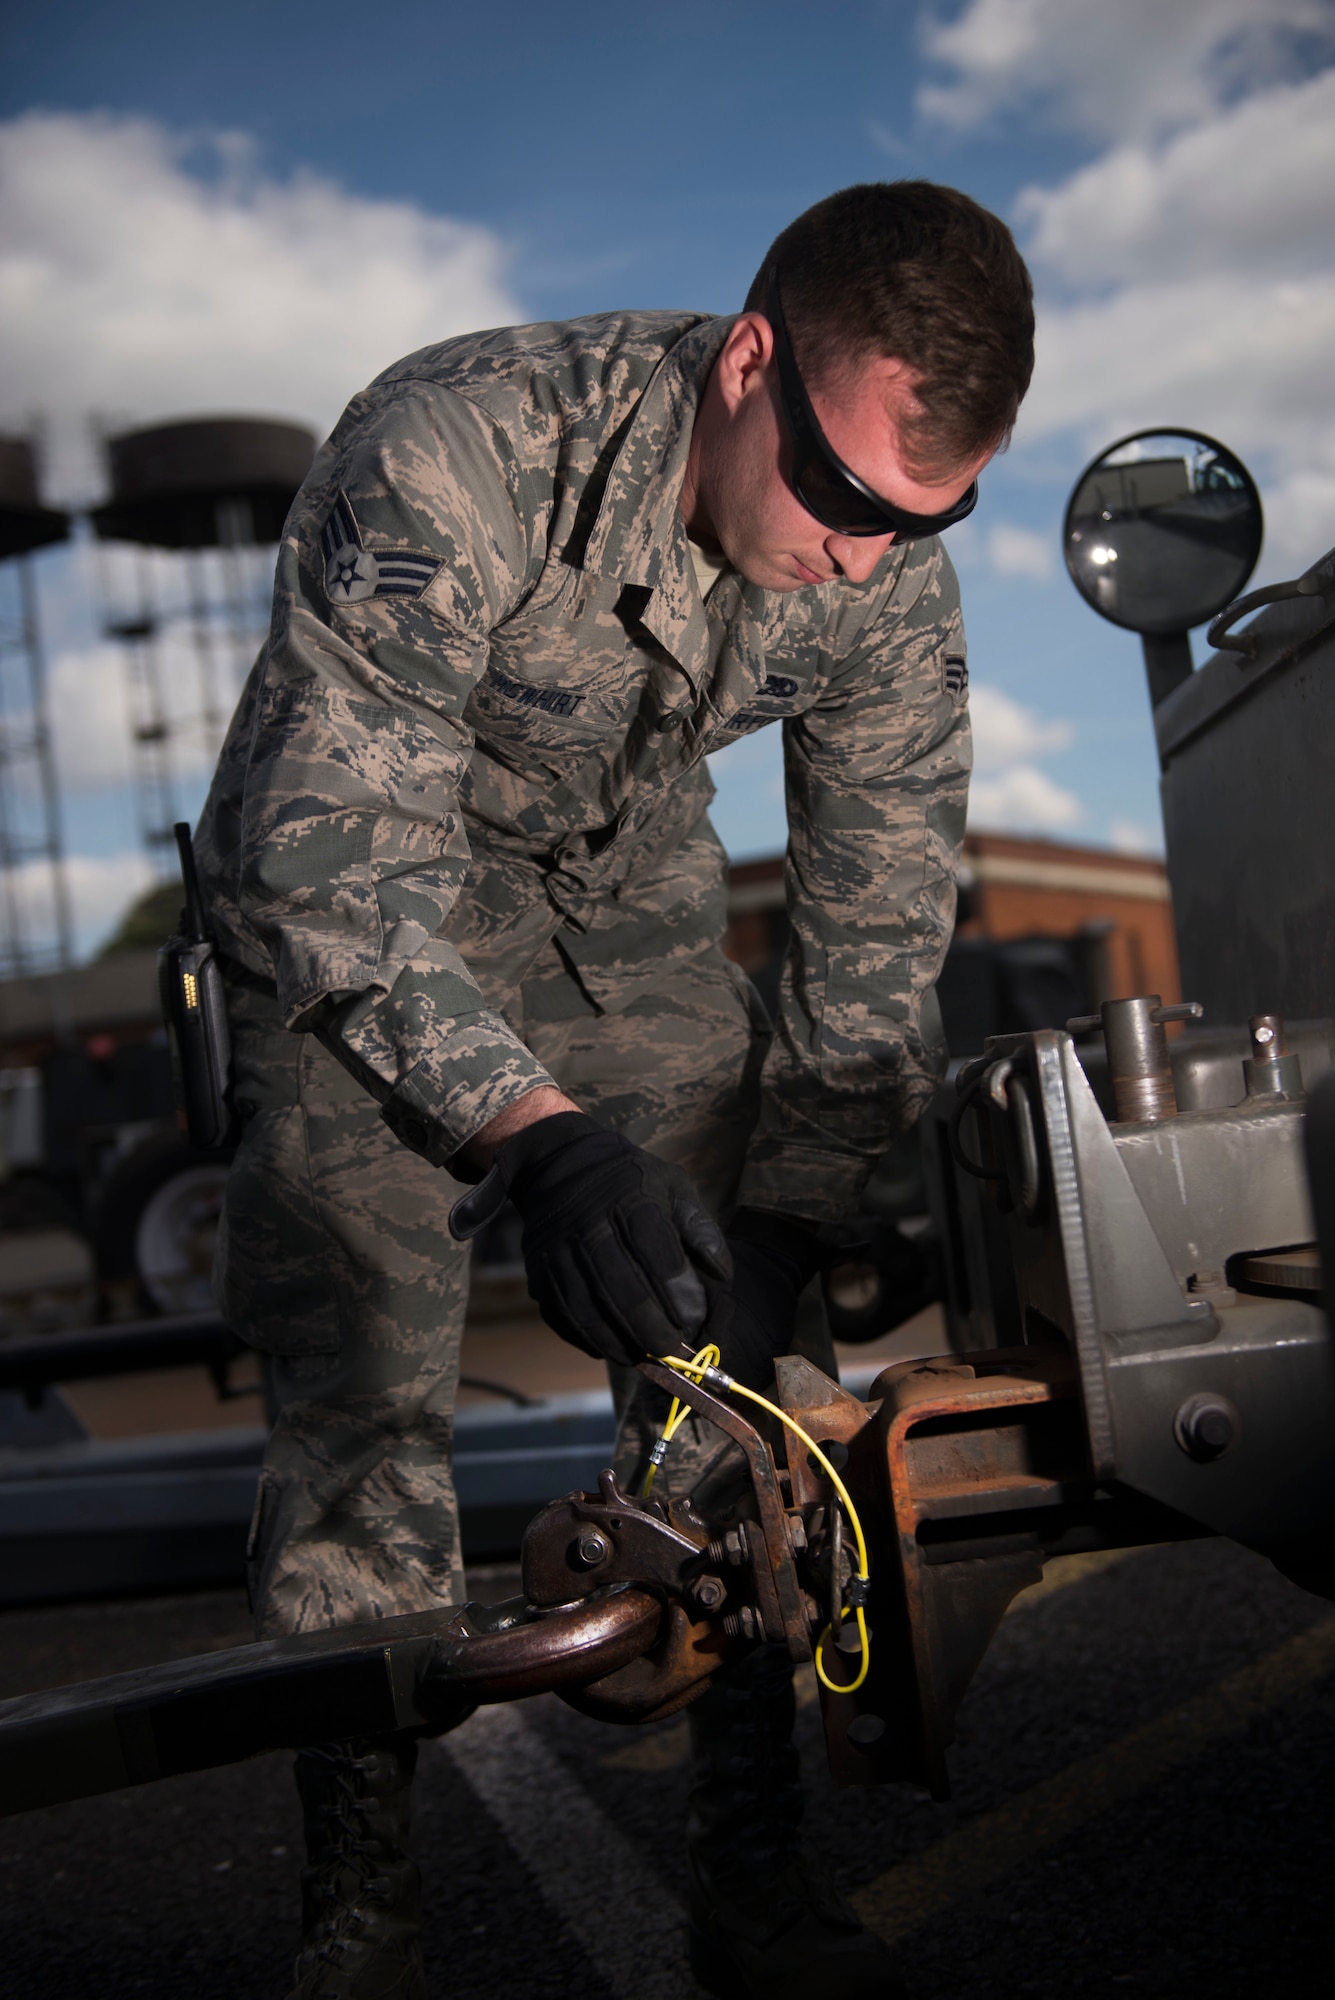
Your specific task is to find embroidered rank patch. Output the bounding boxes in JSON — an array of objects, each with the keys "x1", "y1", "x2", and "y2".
[
  {"x1": 319, "y1": 491, "x2": 442, "y2": 606},
  {"x1": 945, "y1": 655, "x2": 968, "y2": 698},
  {"x1": 490, "y1": 669, "x2": 584, "y2": 717}
]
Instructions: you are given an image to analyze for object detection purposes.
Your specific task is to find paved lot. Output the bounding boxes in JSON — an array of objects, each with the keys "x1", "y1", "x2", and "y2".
[{"x1": 0, "y1": 1538, "x2": 1332, "y2": 1999}]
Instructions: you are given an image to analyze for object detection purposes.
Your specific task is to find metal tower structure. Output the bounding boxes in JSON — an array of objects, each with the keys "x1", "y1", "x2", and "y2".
[
  {"x1": 0, "y1": 437, "x2": 73, "y2": 977},
  {"x1": 91, "y1": 417, "x2": 315, "y2": 872}
]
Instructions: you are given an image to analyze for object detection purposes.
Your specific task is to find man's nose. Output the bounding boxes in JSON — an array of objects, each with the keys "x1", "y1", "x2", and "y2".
[{"x1": 826, "y1": 532, "x2": 896, "y2": 583}]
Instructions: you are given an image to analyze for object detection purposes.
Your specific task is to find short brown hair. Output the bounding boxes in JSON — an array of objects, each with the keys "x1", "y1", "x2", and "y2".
[{"x1": 744, "y1": 181, "x2": 1035, "y2": 477}]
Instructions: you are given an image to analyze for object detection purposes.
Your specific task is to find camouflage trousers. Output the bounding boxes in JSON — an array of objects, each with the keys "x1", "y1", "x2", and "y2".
[{"x1": 215, "y1": 940, "x2": 795, "y2": 1640}]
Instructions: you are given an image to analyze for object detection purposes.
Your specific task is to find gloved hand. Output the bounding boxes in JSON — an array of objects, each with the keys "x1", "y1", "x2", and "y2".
[
  {"x1": 706, "y1": 1207, "x2": 825, "y2": 1390},
  {"x1": 449, "y1": 1112, "x2": 731, "y2": 1367}
]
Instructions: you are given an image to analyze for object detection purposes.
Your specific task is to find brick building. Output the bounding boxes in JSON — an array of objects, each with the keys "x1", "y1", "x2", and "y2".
[{"x1": 723, "y1": 833, "x2": 1179, "y2": 1052}]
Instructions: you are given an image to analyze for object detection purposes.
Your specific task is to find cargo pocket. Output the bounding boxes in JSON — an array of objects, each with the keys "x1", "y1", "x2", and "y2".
[{"x1": 214, "y1": 1106, "x2": 344, "y2": 1357}]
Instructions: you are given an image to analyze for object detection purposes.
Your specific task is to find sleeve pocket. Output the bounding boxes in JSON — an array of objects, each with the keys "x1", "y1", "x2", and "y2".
[{"x1": 818, "y1": 944, "x2": 913, "y2": 1086}]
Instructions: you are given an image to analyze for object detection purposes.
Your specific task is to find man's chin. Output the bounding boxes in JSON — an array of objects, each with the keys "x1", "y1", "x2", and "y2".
[{"x1": 731, "y1": 553, "x2": 804, "y2": 594}]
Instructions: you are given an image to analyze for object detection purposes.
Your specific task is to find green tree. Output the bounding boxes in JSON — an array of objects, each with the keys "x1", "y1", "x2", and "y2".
[{"x1": 96, "y1": 881, "x2": 185, "y2": 958}]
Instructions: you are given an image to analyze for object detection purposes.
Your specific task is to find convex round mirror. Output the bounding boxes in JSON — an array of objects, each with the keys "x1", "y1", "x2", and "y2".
[{"x1": 1064, "y1": 429, "x2": 1263, "y2": 635}]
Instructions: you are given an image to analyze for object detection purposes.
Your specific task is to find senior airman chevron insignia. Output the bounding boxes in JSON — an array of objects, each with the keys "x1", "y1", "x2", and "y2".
[
  {"x1": 320, "y1": 491, "x2": 442, "y2": 606},
  {"x1": 945, "y1": 654, "x2": 968, "y2": 697}
]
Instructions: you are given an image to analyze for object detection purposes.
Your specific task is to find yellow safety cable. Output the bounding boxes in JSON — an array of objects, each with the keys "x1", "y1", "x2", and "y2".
[
  {"x1": 641, "y1": 1343, "x2": 720, "y2": 1498},
  {"x1": 652, "y1": 1348, "x2": 871, "y2": 1696}
]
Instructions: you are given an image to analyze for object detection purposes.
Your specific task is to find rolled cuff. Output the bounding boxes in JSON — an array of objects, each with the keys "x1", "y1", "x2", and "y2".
[
  {"x1": 736, "y1": 1070, "x2": 940, "y2": 1224},
  {"x1": 379, "y1": 1012, "x2": 556, "y2": 1168}
]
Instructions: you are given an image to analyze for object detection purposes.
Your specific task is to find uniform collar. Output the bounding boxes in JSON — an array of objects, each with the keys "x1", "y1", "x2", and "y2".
[{"x1": 583, "y1": 314, "x2": 737, "y2": 687}]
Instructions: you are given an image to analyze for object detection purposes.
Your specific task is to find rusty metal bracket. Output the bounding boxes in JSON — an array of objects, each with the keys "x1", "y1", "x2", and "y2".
[
  {"x1": 867, "y1": 1348, "x2": 1081, "y2": 1797},
  {"x1": 817, "y1": 1344, "x2": 1195, "y2": 1799},
  {"x1": 638, "y1": 1359, "x2": 812, "y2": 1662},
  {"x1": 522, "y1": 1467, "x2": 709, "y2": 1609}
]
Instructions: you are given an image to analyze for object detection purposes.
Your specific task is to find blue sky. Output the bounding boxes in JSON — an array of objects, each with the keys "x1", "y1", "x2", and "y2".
[{"x1": 2, "y1": 0, "x2": 1333, "y2": 954}]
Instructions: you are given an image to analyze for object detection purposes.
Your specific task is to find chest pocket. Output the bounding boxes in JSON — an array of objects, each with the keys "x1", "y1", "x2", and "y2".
[
  {"x1": 470, "y1": 565, "x2": 645, "y2": 759},
  {"x1": 465, "y1": 655, "x2": 634, "y2": 761}
]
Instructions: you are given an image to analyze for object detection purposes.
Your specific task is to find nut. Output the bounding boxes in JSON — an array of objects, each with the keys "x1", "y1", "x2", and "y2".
[
  {"x1": 1173, "y1": 1393, "x2": 1241, "y2": 1462},
  {"x1": 573, "y1": 1530, "x2": 611, "y2": 1569},
  {"x1": 690, "y1": 1574, "x2": 726, "y2": 1613}
]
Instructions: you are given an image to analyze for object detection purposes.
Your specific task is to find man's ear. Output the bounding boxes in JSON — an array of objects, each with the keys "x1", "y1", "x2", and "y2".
[{"x1": 713, "y1": 310, "x2": 775, "y2": 414}]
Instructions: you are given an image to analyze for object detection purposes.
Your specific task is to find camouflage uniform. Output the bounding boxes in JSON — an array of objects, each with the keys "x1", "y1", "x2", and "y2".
[{"x1": 196, "y1": 308, "x2": 968, "y2": 1638}]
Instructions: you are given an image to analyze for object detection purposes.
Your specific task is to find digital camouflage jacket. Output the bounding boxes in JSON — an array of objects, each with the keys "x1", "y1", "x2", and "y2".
[{"x1": 196, "y1": 309, "x2": 971, "y2": 1220}]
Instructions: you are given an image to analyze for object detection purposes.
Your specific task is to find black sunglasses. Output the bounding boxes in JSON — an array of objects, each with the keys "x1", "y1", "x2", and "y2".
[{"x1": 764, "y1": 265, "x2": 979, "y2": 542}]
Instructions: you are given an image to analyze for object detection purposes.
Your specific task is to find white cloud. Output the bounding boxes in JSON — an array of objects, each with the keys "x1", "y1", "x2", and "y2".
[
  {"x1": 1017, "y1": 66, "x2": 1335, "y2": 286},
  {"x1": 913, "y1": 4, "x2": 1335, "y2": 589},
  {"x1": 47, "y1": 636, "x2": 233, "y2": 796},
  {"x1": 967, "y1": 764, "x2": 1082, "y2": 831},
  {"x1": 986, "y1": 523, "x2": 1055, "y2": 580},
  {"x1": 2, "y1": 848, "x2": 155, "y2": 965},
  {"x1": 1023, "y1": 268, "x2": 1335, "y2": 452},
  {"x1": 964, "y1": 682, "x2": 1080, "y2": 833},
  {"x1": 918, "y1": 0, "x2": 1332, "y2": 141},
  {"x1": 1011, "y1": 61, "x2": 1335, "y2": 572},
  {"x1": 1107, "y1": 818, "x2": 1163, "y2": 856},
  {"x1": 969, "y1": 681, "x2": 1073, "y2": 767},
  {"x1": 46, "y1": 643, "x2": 137, "y2": 790},
  {"x1": 36, "y1": 532, "x2": 271, "y2": 796},
  {"x1": 0, "y1": 112, "x2": 522, "y2": 504}
]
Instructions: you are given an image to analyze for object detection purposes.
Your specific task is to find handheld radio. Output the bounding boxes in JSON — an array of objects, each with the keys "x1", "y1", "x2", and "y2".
[{"x1": 158, "y1": 822, "x2": 237, "y2": 1151}]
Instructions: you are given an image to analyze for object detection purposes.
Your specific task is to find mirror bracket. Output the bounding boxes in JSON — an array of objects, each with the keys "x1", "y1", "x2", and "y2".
[{"x1": 1141, "y1": 631, "x2": 1193, "y2": 710}]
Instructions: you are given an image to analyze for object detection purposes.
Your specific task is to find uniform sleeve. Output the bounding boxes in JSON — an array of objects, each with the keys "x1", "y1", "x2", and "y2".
[
  {"x1": 736, "y1": 542, "x2": 970, "y2": 1221},
  {"x1": 236, "y1": 382, "x2": 555, "y2": 1167}
]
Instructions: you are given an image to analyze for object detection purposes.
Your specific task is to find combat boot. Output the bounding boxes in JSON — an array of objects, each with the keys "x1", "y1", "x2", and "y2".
[
  {"x1": 286, "y1": 1734, "x2": 427, "y2": 2000},
  {"x1": 686, "y1": 1646, "x2": 906, "y2": 2000}
]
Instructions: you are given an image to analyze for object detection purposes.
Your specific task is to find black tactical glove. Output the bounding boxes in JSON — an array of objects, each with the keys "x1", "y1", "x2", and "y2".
[
  {"x1": 449, "y1": 1112, "x2": 732, "y2": 1367},
  {"x1": 707, "y1": 1206, "x2": 826, "y2": 1390}
]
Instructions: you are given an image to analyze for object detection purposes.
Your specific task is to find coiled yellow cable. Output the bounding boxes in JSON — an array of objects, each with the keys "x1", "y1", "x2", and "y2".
[{"x1": 653, "y1": 1349, "x2": 871, "y2": 1695}]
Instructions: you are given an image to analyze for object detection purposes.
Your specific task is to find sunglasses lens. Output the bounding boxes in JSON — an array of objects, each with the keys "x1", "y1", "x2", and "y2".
[
  {"x1": 796, "y1": 455, "x2": 898, "y2": 536},
  {"x1": 797, "y1": 455, "x2": 977, "y2": 540}
]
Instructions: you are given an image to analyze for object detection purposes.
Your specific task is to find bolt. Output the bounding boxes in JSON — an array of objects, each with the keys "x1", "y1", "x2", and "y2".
[
  {"x1": 786, "y1": 1514, "x2": 808, "y2": 1553},
  {"x1": 708, "y1": 1529, "x2": 751, "y2": 1568},
  {"x1": 573, "y1": 1530, "x2": 611, "y2": 1569},
  {"x1": 690, "y1": 1574, "x2": 726, "y2": 1613},
  {"x1": 1173, "y1": 1393, "x2": 1241, "y2": 1463},
  {"x1": 846, "y1": 1714, "x2": 887, "y2": 1749},
  {"x1": 722, "y1": 1605, "x2": 761, "y2": 1642}
]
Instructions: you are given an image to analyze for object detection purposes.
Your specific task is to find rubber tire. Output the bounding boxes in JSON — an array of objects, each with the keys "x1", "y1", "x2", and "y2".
[
  {"x1": 92, "y1": 1128, "x2": 234, "y2": 1316},
  {"x1": 821, "y1": 1225, "x2": 943, "y2": 1345}
]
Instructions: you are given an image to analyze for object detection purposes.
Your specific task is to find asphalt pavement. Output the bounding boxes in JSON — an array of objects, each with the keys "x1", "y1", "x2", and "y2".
[{"x1": 0, "y1": 1537, "x2": 1332, "y2": 2000}]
